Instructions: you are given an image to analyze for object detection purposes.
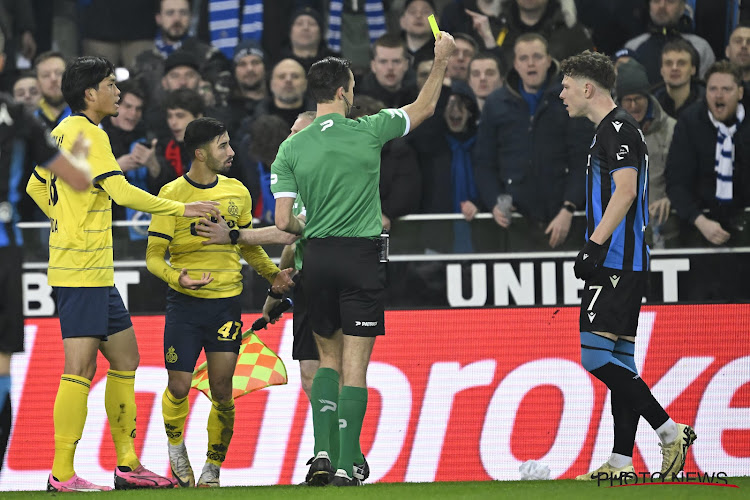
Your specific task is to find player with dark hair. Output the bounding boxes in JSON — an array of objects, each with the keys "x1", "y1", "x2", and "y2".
[
  {"x1": 26, "y1": 56, "x2": 220, "y2": 492},
  {"x1": 271, "y1": 29, "x2": 456, "y2": 487},
  {"x1": 559, "y1": 50, "x2": 696, "y2": 480},
  {"x1": 147, "y1": 117, "x2": 294, "y2": 487}
]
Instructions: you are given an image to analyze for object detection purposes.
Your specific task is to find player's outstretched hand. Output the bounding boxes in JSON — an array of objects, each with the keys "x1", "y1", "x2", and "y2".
[
  {"x1": 574, "y1": 239, "x2": 604, "y2": 281},
  {"x1": 271, "y1": 268, "x2": 295, "y2": 295},
  {"x1": 183, "y1": 200, "x2": 220, "y2": 218},
  {"x1": 178, "y1": 269, "x2": 214, "y2": 290},
  {"x1": 434, "y1": 31, "x2": 456, "y2": 62},
  {"x1": 196, "y1": 215, "x2": 231, "y2": 245}
]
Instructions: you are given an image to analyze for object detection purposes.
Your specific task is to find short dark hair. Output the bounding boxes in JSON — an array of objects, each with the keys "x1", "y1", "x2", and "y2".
[
  {"x1": 560, "y1": 50, "x2": 616, "y2": 90},
  {"x1": 116, "y1": 79, "x2": 146, "y2": 104},
  {"x1": 705, "y1": 60, "x2": 743, "y2": 87},
  {"x1": 249, "y1": 115, "x2": 289, "y2": 165},
  {"x1": 61, "y1": 56, "x2": 116, "y2": 112},
  {"x1": 34, "y1": 50, "x2": 66, "y2": 69},
  {"x1": 469, "y1": 52, "x2": 504, "y2": 77},
  {"x1": 514, "y1": 33, "x2": 549, "y2": 55},
  {"x1": 370, "y1": 33, "x2": 409, "y2": 61},
  {"x1": 307, "y1": 56, "x2": 352, "y2": 103},
  {"x1": 164, "y1": 88, "x2": 205, "y2": 116},
  {"x1": 184, "y1": 117, "x2": 226, "y2": 159},
  {"x1": 350, "y1": 95, "x2": 385, "y2": 119},
  {"x1": 661, "y1": 38, "x2": 699, "y2": 68}
]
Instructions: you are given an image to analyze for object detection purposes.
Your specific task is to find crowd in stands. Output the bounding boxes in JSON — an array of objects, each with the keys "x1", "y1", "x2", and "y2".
[{"x1": 1, "y1": 0, "x2": 749, "y2": 249}]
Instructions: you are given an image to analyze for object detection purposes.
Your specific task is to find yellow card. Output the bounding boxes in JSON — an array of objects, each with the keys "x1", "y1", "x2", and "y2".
[{"x1": 428, "y1": 14, "x2": 440, "y2": 40}]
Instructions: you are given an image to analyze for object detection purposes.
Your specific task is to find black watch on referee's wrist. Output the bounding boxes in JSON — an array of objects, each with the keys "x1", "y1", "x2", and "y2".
[
  {"x1": 267, "y1": 288, "x2": 283, "y2": 299},
  {"x1": 229, "y1": 229, "x2": 240, "y2": 245},
  {"x1": 562, "y1": 202, "x2": 576, "y2": 214}
]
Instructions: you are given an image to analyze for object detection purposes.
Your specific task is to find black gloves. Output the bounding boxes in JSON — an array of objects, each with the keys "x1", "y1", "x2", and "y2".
[{"x1": 574, "y1": 239, "x2": 605, "y2": 281}]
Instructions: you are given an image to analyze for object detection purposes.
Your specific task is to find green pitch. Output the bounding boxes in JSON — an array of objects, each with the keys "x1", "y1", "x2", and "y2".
[{"x1": 4, "y1": 478, "x2": 748, "y2": 499}]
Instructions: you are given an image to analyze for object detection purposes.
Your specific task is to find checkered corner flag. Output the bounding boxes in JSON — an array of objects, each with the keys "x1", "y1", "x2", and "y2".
[{"x1": 191, "y1": 298, "x2": 293, "y2": 401}]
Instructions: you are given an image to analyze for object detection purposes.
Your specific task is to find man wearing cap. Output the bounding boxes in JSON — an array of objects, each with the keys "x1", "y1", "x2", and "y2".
[
  {"x1": 475, "y1": 33, "x2": 591, "y2": 250},
  {"x1": 279, "y1": 7, "x2": 337, "y2": 74},
  {"x1": 133, "y1": 0, "x2": 228, "y2": 105},
  {"x1": 616, "y1": 58, "x2": 676, "y2": 247},
  {"x1": 221, "y1": 40, "x2": 268, "y2": 139}
]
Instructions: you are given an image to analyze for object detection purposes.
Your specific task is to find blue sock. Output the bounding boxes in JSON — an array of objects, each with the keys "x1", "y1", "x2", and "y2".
[{"x1": 0, "y1": 376, "x2": 10, "y2": 407}]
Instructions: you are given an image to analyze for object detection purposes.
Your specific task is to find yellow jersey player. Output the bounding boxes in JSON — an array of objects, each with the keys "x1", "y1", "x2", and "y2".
[
  {"x1": 25, "y1": 56, "x2": 220, "y2": 492},
  {"x1": 146, "y1": 117, "x2": 294, "y2": 487}
]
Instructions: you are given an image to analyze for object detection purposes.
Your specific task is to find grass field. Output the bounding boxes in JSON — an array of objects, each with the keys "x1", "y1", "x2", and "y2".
[{"x1": 3, "y1": 478, "x2": 747, "y2": 499}]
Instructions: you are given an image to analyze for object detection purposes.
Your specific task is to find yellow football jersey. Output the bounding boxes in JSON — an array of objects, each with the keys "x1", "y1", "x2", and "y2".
[{"x1": 148, "y1": 174, "x2": 276, "y2": 299}]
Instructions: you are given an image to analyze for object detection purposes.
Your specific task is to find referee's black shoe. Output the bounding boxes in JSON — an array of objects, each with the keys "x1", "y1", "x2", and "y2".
[
  {"x1": 353, "y1": 456, "x2": 370, "y2": 481},
  {"x1": 305, "y1": 452, "x2": 333, "y2": 486},
  {"x1": 329, "y1": 470, "x2": 362, "y2": 487}
]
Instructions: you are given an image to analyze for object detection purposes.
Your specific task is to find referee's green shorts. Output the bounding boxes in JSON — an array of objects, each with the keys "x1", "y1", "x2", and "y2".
[{"x1": 303, "y1": 237, "x2": 385, "y2": 338}]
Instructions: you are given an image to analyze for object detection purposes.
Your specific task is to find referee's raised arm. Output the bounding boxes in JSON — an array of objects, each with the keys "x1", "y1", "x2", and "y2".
[{"x1": 400, "y1": 31, "x2": 456, "y2": 130}]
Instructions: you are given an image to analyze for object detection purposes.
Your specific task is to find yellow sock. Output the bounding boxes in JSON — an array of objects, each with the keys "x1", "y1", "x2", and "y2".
[
  {"x1": 105, "y1": 370, "x2": 140, "y2": 470},
  {"x1": 162, "y1": 388, "x2": 189, "y2": 446},
  {"x1": 206, "y1": 399, "x2": 235, "y2": 466},
  {"x1": 52, "y1": 375, "x2": 90, "y2": 482}
]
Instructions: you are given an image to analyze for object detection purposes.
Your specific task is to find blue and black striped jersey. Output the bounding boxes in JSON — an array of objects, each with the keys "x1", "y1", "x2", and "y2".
[{"x1": 586, "y1": 107, "x2": 649, "y2": 271}]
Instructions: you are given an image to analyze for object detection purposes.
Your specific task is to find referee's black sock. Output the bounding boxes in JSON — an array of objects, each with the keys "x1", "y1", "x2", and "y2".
[{"x1": 590, "y1": 363, "x2": 670, "y2": 430}]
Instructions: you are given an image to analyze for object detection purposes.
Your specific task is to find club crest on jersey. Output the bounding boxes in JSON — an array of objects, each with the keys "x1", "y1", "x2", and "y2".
[
  {"x1": 590, "y1": 134, "x2": 597, "y2": 148},
  {"x1": 616, "y1": 144, "x2": 629, "y2": 160},
  {"x1": 228, "y1": 200, "x2": 239, "y2": 217},
  {"x1": 612, "y1": 121, "x2": 623, "y2": 132}
]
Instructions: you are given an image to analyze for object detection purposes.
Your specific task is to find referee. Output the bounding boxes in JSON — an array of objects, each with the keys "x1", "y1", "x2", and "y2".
[{"x1": 271, "y1": 32, "x2": 456, "y2": 486}]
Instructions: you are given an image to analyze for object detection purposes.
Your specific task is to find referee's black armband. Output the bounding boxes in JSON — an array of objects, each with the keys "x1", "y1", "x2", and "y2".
[{"x1": 267, "y1": 288, "x2": 283, "y2": 299}]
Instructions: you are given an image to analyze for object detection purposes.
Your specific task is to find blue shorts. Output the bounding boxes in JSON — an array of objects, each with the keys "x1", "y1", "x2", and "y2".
[
  {"x1": 163, "y1": 289, "x2": 243, "y2": 372},
  {"x1": 54, "y1": 286, "x2": 133, "y2": 339}
]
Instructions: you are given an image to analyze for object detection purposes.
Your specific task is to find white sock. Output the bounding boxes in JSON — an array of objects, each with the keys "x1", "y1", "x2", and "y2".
[
  {"x1": 656, "y1": 418, "x2": 678, "y2": 444},
  {"x1": 608, "y1": 453, "x2": 633, "y2": 468}
]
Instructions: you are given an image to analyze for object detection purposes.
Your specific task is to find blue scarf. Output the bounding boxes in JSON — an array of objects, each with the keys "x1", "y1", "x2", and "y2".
[
  {"x1": 208, "y1": 0, "x2": 263, "y2": 59},
  {"x1": 327, "y1": 0, "x2": 386, "y2": 53},
  {"x1": 257, "y1": 162, "x2": 275, "y2": 224},
  {"x1": 154, "y1": 30, "x2": 186, "y2": 58},
  {"x1": 447, "y1": 134, "x2": 478, "y2": 213},
  {"x1": 519, "y1": 84, "x2": 545, "y2": 116}
]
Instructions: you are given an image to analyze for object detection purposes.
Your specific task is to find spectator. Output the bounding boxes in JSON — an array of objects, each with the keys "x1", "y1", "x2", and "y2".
[
  {"x1": 612, "y1": 47, "x2": 637, "y2": 73},
  {"x1": 250, "y1": 58, "x2": 314, "y2": 129},
  {"x1": 12, "y1": 71, "x2": 40, "y2": 113},
  {"x1": 495, "y1": 0, "x2": 593, "y2": 69},
  {"x1": 474, "y1": 33, "x2": 591, "y2": 249},
  {"x1": 468, "y1": 52, "x2": 504, "y2": 111},
  {"x1": 447, "y1": 33, "x2": 478, "y2": 82},
  {"x1": 400, "y1": 0, "x2": 437, "y2": 65},
  {"x1": 152, "y1": 88, "x2": 206, "y2": 193},
  {"x1": 0, "y1": 0, "x2": 37, "y2": 90},
  {"x1": 248, "y1": 115, "x2": 290, "y2": 225},
  {"x1": 221, "y1": 40, "x2": 268, "y2": 138},
  {"x1": 624, "y1": 0, "x2": 715, "y2": 85},
  {"x1": 415, "y1": 58, "x2": 433, "y2": 91},
  {"x1": 326, "y1": 0, "x2": 387, "y2": 76},
  {"x1": 351, "y1": 95, "x2": 421, "y2": 231},
  {"x1": 666, "y1": 61, "x2": 750, "y2": 247},
  {"x1": 440, "y1": 0, "x2": 504, "y2": 52},
  {"x1": 653, "y1": 38, "x2": 705, "y2": 119},
  {"x1": 573, "y1": 0, "x2": 648, "y2": 56},
  {"x1": 725, "y1": 24, "x2": 750, "y2": 109},
  {"x1": 279, "y1": 7, "x2": 337, "y2": 74},
  {"x1": 411, "y1": 81, "x2": 481, "y2": 251},
  {"x1": 615, "y1": 59, "x2": 676, "y2": 248},
  {"x1": 101, "y1": 80, "x2": 160, "y2": 240},
  {"x1": 358, "y1": 34, "x2": 418, "y2": 109},
  {"x1": 33, "y1": 51, "x2": 70, "y2": 130},
  {"x1": 133, "y1": 0, "x2": 228, "y2": 105},
  {"x1": 78, "y1": 0, "x2": 156, "y2": 68}
]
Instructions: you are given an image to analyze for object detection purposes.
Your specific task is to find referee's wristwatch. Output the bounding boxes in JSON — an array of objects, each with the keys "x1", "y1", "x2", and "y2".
[
  {"x1": 562, "y1": 202, "x2": 576, "y2": 214},
  {"x1": 229, "y1": 229, "x2": 240, "y2": 245}
]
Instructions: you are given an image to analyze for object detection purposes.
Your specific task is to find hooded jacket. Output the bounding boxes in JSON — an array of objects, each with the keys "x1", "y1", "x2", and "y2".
[
  {"x1": 474, "y1": 60, "x2": 592, "y2": 223},
  {"x1": 641, "y1": 95, "x2": 676, "y2": 202}
]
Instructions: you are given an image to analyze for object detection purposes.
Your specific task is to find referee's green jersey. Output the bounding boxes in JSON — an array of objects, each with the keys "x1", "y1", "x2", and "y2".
[{"x1": 271, "y1": 108, "x2": 410, "y2": 239}]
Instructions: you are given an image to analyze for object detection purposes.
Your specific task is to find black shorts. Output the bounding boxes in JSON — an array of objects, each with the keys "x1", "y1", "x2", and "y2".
[
  {"x1": 163, "y1": 289, "x2": 243, "y2": 372},
  {"x1": 292, "y1": 272, "x2": 319, "y2": 361},
  {"x1": 0, "y1": 247, "x2": 24, "y2": 353},
  {"x1": 579, "y1": 267, "x2": 646, "y2": 337},
  {"x1": 304, "y1": 237, "x2": 385, "y2": 338}
]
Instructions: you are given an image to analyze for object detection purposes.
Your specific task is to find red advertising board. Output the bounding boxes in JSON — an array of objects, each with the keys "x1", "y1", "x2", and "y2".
[{"x1": 2, "y1": 305, "x2": 748, "y2": 489}]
